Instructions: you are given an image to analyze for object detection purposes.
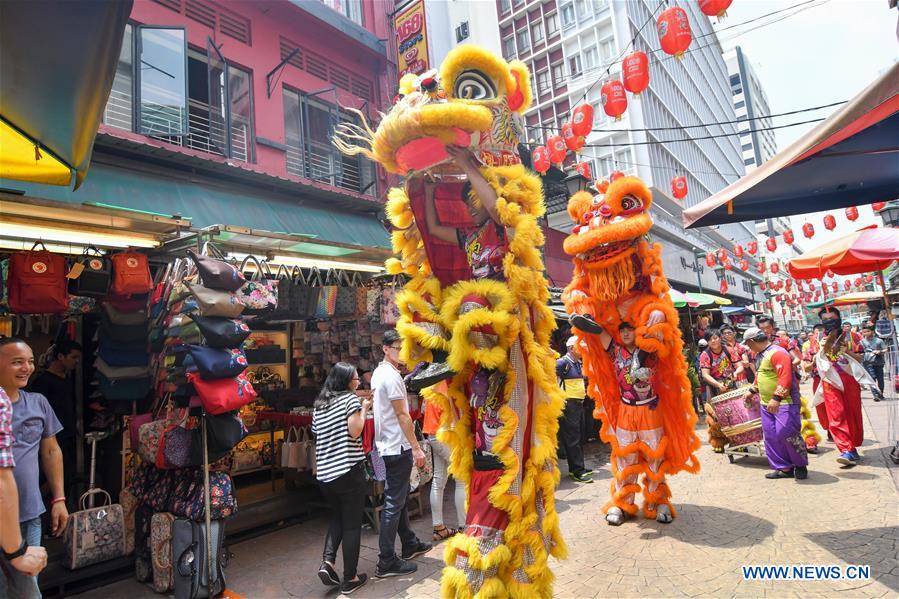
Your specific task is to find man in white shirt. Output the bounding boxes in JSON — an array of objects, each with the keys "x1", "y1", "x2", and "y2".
[{"x1": 371, "y1": 330, "x2": 431, "y2": 577}]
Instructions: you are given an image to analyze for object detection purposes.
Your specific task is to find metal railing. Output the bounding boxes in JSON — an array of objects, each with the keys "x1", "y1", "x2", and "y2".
[{"x1": 285, "y1": 140, "x2": 374, "y2": 196}]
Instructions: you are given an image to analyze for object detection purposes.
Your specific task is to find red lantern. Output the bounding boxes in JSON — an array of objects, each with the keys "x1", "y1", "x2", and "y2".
[
  {"x1": 845, "y1": 206, "x2": 859, "y2": 221},
  {"x1": 532, "y1": 146, "x2": 550, "y2": 174},
  {"x1": 756, "y1": 261, "x2": 766, "y2": 274},
  {"x1": 831, "y1": 282, "x2": 838, "y2": 292},
  {"x1": 739, "y1": 259, "x2": 748, "y2": 271},
  {"x1": 759, "y1": 281, "x2": 767, "y2": 291},
  {"x1": 600, "y1": 79, "x2": 627, "y2": 119},
  {"x1": 823, "y1": 214, "x2": 836, "y2": 231},
  {"x1": 797, "y1": 281, "x2": 804, "y2": 291},
  {"x1": 546, "y1": 135, "x2": 567, "y2": 165},
  {"x1": 770, "y1": 262, "x2": 780, "y2": 274},
  {"x1": 570, "y1": 104, "x2": 594, "y2": 137},
  {"x1": 802, "y1": 223, "x2": 815, "y2": 239},
  {"x1": 733, "y1": 244, "x2": 744, "y2": 258},
  {"x1": 699, "y1": 0, "x2": 733, "y2": 18},
  {"x1": 716, "y1": 249, "x2": 727, "y2": 264},
  {"x1": 826, "y1": 269, "x2": 834, "y2": 278},
  {"x1": 671, "y1": 176, "x2": 688, "y2": 200},
  {"x1": 719, "y1": 279, "x2": 728, "y2": 295},
  {"x1": 723, "y1": 258, "x2": 732, "y2": 271},
  {"x1": 595, "y1": 178, "x2": 610, "y2": 193},
  {"x1": 747, "y1": 241, "x2": 758, "y2": 255},
  {"x1": 575, "y1": 161, "x2": 592, "y2": 180},
  {"x1": 844, "y1": 280, "x2": 851, "y2": 291},
  {"x1": 854, "y1": 277, "x2": 862, "y2": 287},
  {"x1": 656, "y1": 6, "x2": 692, "y2": 58},
  {"x1": 864, "y1": 273, "x2": 873, "y2": 284},
  {"x1": 705, "y1": 252, "x2": 716, "y2": 268},
  {"x1": 609, "y1": 170, "x2": 625, "y2": 182},
  {"x1": 561, "y1": 122, "x2": 584, "y2": 152},
  {"x1": 765, "y1": 237, "x2": 777, "y2": 252},
  {"x1": 783, "y1": 229, "x2": 794, "y2": 244},
  {"x1": 622, "y1": 51, "x2": 649, "y2": 95},
  {"x1": 872, "y1": 202, "x2": 886, "y2": 212}
]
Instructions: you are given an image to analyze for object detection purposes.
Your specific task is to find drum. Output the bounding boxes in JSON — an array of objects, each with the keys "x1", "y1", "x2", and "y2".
[{"x1": 709, "y1": 386, "x2": 763, "y2": 447}]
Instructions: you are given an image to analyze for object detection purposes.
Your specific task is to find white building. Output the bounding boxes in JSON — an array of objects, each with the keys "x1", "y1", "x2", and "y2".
[{"x1": 724, "y1": 46, "x2": 777, "y2": 172}]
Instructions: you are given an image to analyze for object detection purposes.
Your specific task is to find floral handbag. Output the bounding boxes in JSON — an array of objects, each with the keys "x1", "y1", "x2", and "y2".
[
  {"x1": 334, "y1": 271, "x2": 359, "y2": 318},
  {"x1": 379, "y1": 278, "x2": 401, "y2": 326},
  {"x1": 64, "y1": 490, "x2": 127, "y2": 570},
  {"x1": 170, "y1": 471, "x2": 237, "y2": 521},
  {"x1": 237, "y1": 255, "x2": 278, "y2": 315}
]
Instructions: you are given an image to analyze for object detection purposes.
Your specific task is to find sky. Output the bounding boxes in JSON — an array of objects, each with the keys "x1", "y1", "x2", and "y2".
[{"x1": 713, "y1": 0, "x2": 898, "y2": 246}]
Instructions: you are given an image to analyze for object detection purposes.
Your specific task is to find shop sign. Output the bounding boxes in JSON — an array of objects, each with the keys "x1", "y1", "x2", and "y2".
[{"x1": 395, "y1": 0, "x2": 429, "y2": 78}]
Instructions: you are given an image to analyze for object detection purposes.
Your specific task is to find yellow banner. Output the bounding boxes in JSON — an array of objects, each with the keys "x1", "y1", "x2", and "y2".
[{"x1": 395, "y1": 0, "x2": 429, "y2": 78}]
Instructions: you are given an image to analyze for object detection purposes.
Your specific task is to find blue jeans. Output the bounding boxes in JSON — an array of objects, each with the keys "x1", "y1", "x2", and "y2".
[
  {"x1": 377, "y1": 449, "x2": 420, "y2": 567},
  {"x1": 0, "y1": 518, "x2": 42, "y2": 599}
]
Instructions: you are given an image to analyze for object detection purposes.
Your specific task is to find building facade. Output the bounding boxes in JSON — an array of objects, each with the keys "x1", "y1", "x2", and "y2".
[{"x1": 724, "y1": 45, "x2": 777, "y2": 173}]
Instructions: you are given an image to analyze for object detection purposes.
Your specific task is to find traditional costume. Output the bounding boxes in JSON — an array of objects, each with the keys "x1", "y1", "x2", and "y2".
[{"x1": 335, "y1": 46, "x2": 566, "y2": 598}]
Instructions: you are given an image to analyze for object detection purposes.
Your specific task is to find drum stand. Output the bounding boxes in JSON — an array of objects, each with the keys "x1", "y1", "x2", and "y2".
[{"x1": 723, "y1": 440, "x2": 767, "y2": 464}]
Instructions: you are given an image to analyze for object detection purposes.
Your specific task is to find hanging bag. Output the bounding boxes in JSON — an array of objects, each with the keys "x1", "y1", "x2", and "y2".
[
  {"x1": 68, "y1": 246, "x2": 112, "y2": 298},
  {"x1": 334, "y1": 271, "x2": 359, "y2": 318},
  {"x1": 190, "y1": 315, "x2": 251, "y2": 348},
  {"x1": 315, "y1": 269, "x2": 339, "y2": 318},
  {"x1": 191, "y1": 411, "x2": 248, "y2": 465},
  {"x1": 185, "y1": 345, "x2": 248, "y2": 380},
  {"x1": 187, "y1": 244, "x2": 245, "y2": 292},
  {"x1": 281, "y1": 426, "x2": 302, "y2": 469},
  {"x1": 8, "y1": 241, "x2": 69, "y2": 314},
  {"x1": 303, "y1": 267, "x2": 324, "y2": 319},
  {"x1": 102, "y1": 301, "x2": 149, "y2": 325},
  {"x1": 110, "y1": 250, "x2": 153, "y2": 296},
  {"x1": 379, "y1": 276, "x2": 401, "y2": 326},
  {"x1": 187, "y1": 371, "x2": 257, "y2": 415},
  {"x1": 236, "y1": 256, "x2": 278, "y2": 314},
  {"x1": 185, "y1": 281, "x2": 245, "y2": 318}
]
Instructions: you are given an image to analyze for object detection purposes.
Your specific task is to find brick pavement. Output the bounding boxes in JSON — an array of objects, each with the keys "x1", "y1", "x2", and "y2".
[{"x1": 75, "y1": 382, "x2": 898, "y2": 598}]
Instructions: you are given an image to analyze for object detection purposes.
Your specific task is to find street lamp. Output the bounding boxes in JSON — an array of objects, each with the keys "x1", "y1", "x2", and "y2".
[
  {"x1": 876, "y1": 200, "x2": 899, "y2": 228},
  {"x1": 690, "y1": 248, "x2": 706, "y2": 293}
]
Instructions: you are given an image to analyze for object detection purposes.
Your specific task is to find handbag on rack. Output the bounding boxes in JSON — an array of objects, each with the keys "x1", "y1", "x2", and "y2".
[
  {"x1": 171, "y1": 472, "x2": 237, "y2": 521},
  {"x1": 190, "y1": 411, "x2": 248, "y2": 465},
  {"x1": 110, "y1": 250, "x2": 153, "y2": 296},
  {"x1": 95, "y1": 357, "x2": 150, "y2": 380},
  {"x1": 102, "y1": 301, "x2": 149, "y2": 325},
  {"x1": 172, "y1": 518, "x2": 227, "y2": 599},
  {"x1": 187, "y1": 372, "x2": 257, "y2": 415},
  {"x1": 190, "y1": 315, "x2": 251, "y2": 348},
  {"x1": 186, "y1": 281, "x2": 245, "y2": 318},
  {"x1": 281, "y1": 426, "x2": 302, "y2": 469},
  {"x1": 315, "y1": 269, "x2": 339, "y2": 318},
  {"x1": 119, "y1": 487, "x2": 139, "y2": 556},
  {"x1": 188, "y1": 245, "x2": 245, "y2": 292},
  {"x1": 185, "y1": 345, "x2": 248, "y2": 380},
  {"x1": 98, "y1": 372, "x2": 151, "y2": 402},
  {"x1": 268, "y1": 264, "x2": 302, "y2": 320},
  {"x1": 158, "y1": 417, "x2": 196, "y2": 470},
  {"x1": 151, "y1": 512, "x2": 176, "y2": 593},
  {"x1": 379, "y1": 277, "x2": 401, "y2": 325},
  {"x1": 8, "y1": 241, "x2": 69, "y2": 314},
  {"x1": 63, "y1": 489, "x2": 128, "y2": 570},
  {"x1": 334, "y1": 271, "x2": 360, "y2": 318},
  {"x1": 68, "y1": 246, "x2": 112, "y2": 298},
  {"x1": 99, "y1": 310, "x2": 148, "y2": 343},
  {"x1": 236, "y1": 256, "x2": 278, "y2": 315}
]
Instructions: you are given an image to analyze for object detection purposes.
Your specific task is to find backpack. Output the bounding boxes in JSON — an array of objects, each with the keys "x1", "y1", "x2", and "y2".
[
  {"x1": 110, "y1": 251, "x2": 153, "y2": 296},
  {"x1": 67, "y1": 246, "x2": 112, "y2": 298},
  {"x1": 8, "y1": 242, "x2": 68, "y2": 314}
]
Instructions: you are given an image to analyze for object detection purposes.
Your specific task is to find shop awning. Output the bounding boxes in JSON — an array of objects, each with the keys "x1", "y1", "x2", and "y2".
[
  {"x1": 0, "y1": 0, "x2": 132, "y2": 188},
  {"x1": 683, "y1": 62, "x2": 899, "y2": 228}
]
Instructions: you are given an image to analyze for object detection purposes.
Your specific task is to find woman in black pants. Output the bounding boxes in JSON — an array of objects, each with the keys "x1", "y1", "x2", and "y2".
[{"x1": 312, "y1": 362, "x2": 371, "y2": 594}]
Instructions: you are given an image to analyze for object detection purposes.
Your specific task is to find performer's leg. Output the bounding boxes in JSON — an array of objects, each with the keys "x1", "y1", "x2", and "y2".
[
  {"x1": 606, "y1": 428, "x2": 641, "y2": 523},
  {"x1": 779, "y1": 403, "x2": 809, "y2": 474},
  {"x1": 636, "y1": 427, "x2": 673, "y2": 522},
  {"x1": 761, "y1": 407, "x2": 794, "y2": 475},
  {"x1": 812, "y1": 375, "x2": 830, "y2": 432},
  {"x1": 841, "y1": 375, "x2": 864, "y2": 451}
]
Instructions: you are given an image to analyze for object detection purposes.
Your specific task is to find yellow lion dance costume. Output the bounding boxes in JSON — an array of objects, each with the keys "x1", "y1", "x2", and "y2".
[
  {"x1": 562, "y1": 177, "x2": 701, "y2": 525},
  {"x1": 335, "y1": 46, "x2": 565, "y2": 598}
]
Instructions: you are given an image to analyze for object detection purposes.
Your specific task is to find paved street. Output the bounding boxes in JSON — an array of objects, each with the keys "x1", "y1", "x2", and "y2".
[{"x1": 76, "y1": 382, "x2": 898, "y2": 598}]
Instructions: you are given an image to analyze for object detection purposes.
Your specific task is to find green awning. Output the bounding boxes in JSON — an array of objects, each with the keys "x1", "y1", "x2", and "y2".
[{"x1": 0, "y1": 163, "x2": 389, "y2": 251}]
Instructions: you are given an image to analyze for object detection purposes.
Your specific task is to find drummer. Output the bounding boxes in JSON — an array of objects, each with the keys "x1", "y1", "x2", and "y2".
[
  {"x1": 719, "y1": 324, "x2": 750, "y2": 384},
  {"x1": 743, "y1": 327, "x2": 809, "y2": 480},
  {"x1": 699, "y1": 329, "x2": 744, "y2": 396}
]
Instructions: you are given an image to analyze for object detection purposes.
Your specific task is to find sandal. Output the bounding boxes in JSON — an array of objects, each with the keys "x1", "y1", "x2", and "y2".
[{"x1": 432, "y1": 525, "x2": 455, "y2": 541}]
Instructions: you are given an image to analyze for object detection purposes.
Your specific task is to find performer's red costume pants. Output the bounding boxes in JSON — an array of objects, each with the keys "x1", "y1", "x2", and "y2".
[{"x1": 822, "y1": 370, "x2": 863, "y2": 453}]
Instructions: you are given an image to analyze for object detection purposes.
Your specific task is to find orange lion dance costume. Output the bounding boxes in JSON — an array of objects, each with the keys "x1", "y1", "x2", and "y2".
[
  {"x1": 335, "y1": 45, "x2": 565, "y2": 597},
  {"x1": 562, "y1": 176, "x2": 700, "y2": 525}
]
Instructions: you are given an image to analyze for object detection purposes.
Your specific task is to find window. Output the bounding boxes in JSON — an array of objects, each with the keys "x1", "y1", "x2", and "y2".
[
  {"x1": 138, "y1": 27, "x2": 188, "y2": 137},
  {"x1": 206, "y1": 38, "x2": 253, "y2": 161},
  {"x1": 735, "y1": 100, "x2": 745, "y2": 109},
  {"x1": 744, "y1": 157, "x2": 755, "y2": 166},
  {"x1": 583, "y1": 46, "x2": 598, "y2": 71},
  {"x1": 560, "y1": 3, "x2": 575, "y2": 28},
  {"x1": 741, "y1": 142, "x2": 753, "y2": 151},
  {"x1": 551, "y1": 62, "x2": 565, "y2": 88},
  {"x1": 545, "y1": 12, "x2": 560, "y2": 36},
  {"x1": 516, "y1": 28, "x2": 530, "y2": 54},
  {"x1": 320, "y1": 0, "x2": 363, "y2": 26},
  {"x1": 537, "y1": 69, "x2": 551, "y2": 93},
  {"x1": 531, "y1": 22, "x2": 544, "y2": 44},
  {"x1": 592, "y1": 0, "x2": 609, "y2": 12},
  {"x1": 456, "y1": 21, "x2": 470, "y2": 43},
  {"x1": 502, "y1": 36, "x2": 515, "y2": 59},
  {"x1": 599, "y1": 37, "x2": 615, "y2": 61},
  {"x1": 732, "y1": 86, "x2": 743, "y2": 95},
  {"x1": 568, "y1": 54, "x2": 582, "y2": 77},
  {"x1": 730, "y1": 74, "x2": 741, "y2": 86},
  {"x1": 283, "y1": 88, "x2": 375, "y2": 196},
  {"x1": 103, "y1": 23, "x2": 133, "y2": 130},
  {"x1": 575, "y1": 0, "x2": 589, "y2": 21},
  {"x1": 500, "y1": 0, "x2": 511, "y2": 14}
]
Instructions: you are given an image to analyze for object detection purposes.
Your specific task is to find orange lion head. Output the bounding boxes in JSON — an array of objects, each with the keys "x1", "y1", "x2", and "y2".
[{"x1": 562, "y1": 176, "x2": 653, "y2": 271}]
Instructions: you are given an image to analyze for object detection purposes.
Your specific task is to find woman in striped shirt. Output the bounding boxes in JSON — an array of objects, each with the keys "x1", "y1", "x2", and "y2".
[{"x1": 312, "y1": 362, "x2": 371, "y2": 595}]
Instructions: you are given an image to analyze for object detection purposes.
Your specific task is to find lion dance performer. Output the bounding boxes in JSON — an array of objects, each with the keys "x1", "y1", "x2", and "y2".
[
  {"x1": 561, "y1": 176, "x2": 700, "y2": 526},
  {"x1": 335, "y1": 46, "x2": 566, "y2": 597}
]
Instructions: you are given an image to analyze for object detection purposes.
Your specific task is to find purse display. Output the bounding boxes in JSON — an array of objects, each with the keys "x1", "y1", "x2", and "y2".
[
  {"x1": 315, "y1": 269, "x2": 339, "y2": 318},
  {"x1": 102, "y1": 301, "x2": 149, "y2": 325},
  {"x1": 63, "y1": 489, "x2": 128, "y2": 570},
  {"x1": 95, "y1": 357, "x2": 150, "y2": 380},
  {"x1": 191, "y1": 411, "x2": 248, "y2": 465},
  {"x1": 98, "y1": 372, "x2": 151, "y2": 402},
  {"x1": 185, "y1": 345, "x2": 249, "y2": 380},
  {"x1": 236, "y1": 256, "x2": 278, "y2": 315},
  {"x1": 67, "y1": 246, "x2": 112, "y2": 298},
  {"x1": 188, "y1": 245, "x2": 245, "y2": 292},
  {"x1": 334, "y1": 271, "x2": 360, "y2": 318},
  {"x1": 171, "y1": 472, "x2": 237, "y2": 521},
  {"x1": 188, "y1": 372, "x2": 257, "y2": 415},
  {"x1": 8, "y1": 241, "x2": 68, "y2": 314},
  {"x1": 110, "y1": 250, "x2": 153, "y2": 296},
  {"x1": 158, "y1": 419, "x2": 196, "y2": 470},
  {"x1": 186, "y1": 281, "x2": 245, "y2": 318},
  {"x1": 190, "y1": 315, "x2": 251, "y2": 348}
]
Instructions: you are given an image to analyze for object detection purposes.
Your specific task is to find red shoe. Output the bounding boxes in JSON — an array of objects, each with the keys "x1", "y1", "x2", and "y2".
[{"x1": 806, "y1": 437, "x2": 818, "y2": 453}]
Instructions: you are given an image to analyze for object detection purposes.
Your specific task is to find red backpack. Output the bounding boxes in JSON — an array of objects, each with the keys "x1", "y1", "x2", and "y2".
[
  {"x1": 109, "y1": 251, "x2": 153, "y2": 296},
  {"x1": 8, "y1": 242, "x2": 68, "y2": 314}
]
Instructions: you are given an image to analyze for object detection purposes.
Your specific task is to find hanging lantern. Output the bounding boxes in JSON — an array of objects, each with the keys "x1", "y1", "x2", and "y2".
[
  {"x1": 716, "y1": 249, "x2": 727, "y2": 264},
  {"x1": 797, "y1": 281, "x2": 804, "y2": 292},
  {"x1": 561, "y1": 122, "x2": 585, "y2": 152},
  {"x1": 733, "y1": 244, "x2": 744, "y2": 258},
  {"x1": 575, "y1": 161, "x2": 592, "y2": 180},
  {"x1": 759, "y1": 281, "x2": 767, "y2": 291},
  {"x1": 785, "y1": 279, "x2": 793, "y2": 290},
  {"x1": 872, "y1": 201, "x2": 886, "y2": 212},
  {"x1": 705, "y1": 251, "x2": 716, "y2": 268},
  {"x1": 770, "y1": 262, "x2": 780, "y2": 274},
  {"x1": 609, "y1": 170, "x2": 625, "y2": 182},
  {"x1": 739, "y1": 259, "x2": 748, "y2": 271},
  {"x1": 600, "y1": 79, "x2": 628, "y2": 119},
  {"x1": 756, "y1": 261, "x2": 766, "y2": 274},
  {"x1": 699, "y1": 0, "x2": 733, "y2": 19},
  {"x1": 826, "y1": 269, "x2": 834, "y2": 278},
  {"x1": 845, "y1": 206, "x2": 859, "y2": 221},
  {"x1": 831, "y1": 282, "x2": 838, "y2": 292},
  {"x1": 766, "y1": 236, "x2": 777, "y2": 252},
  {"x1": 823, "y1": 214, "x2": 836, "y2": 231},
  {"x1": 802, "y1": 222, "x2": 815, "y2": 239},
  {"x1": 532, "y1": 146, "x2": 551, "y2": 174},
  {"x1": 783, "y1": 229, "x2": 795, "y2": 244},
  {"x1": 546, "y1": 135, "x2": 567, "y2": 165},
  {"x1": 844, "y1": 280, "x2": 851, "y2": 291},
  {"x1": 719, "y1": 279, "x2": 728, "y2": 295},
  {"x1": 671, "y1": 176, "x2": 688, "y2": 200},
  {"x1": 854, "y1": 277, "x2": 862, "y2": 287},
  {"x1": 723, "y1": 258, "x2": 732, "y2": 271},
  {"x1": 570, "y1": 104, "x2": 594, "y2": 137},
  {"x1": 656, "y1": 6, "x2": 692, "y2": 58},
  {"x1": 622, "y1": 51, "x2": 649, "y2": 95},
  {"x1": 594, "y1": 178, "x2": 610, "y2": 194},
  {"x1": 747, "y1": 240, "x2": 758, "y2": 255},
  {"x1": 864, "y1": 273, "x2": 873, "y2": 284}
]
